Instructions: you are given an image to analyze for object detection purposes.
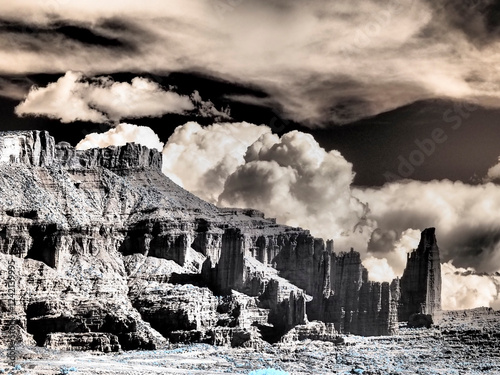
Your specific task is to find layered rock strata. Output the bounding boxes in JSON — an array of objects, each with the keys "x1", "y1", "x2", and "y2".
[{"x1": 0, "y1": 131, "x2": 443, "y2": 351}]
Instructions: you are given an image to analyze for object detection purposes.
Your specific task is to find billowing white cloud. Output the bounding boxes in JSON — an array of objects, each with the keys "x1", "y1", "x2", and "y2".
[
  {"x1": 15, "y1": 71, "x2": 108, "y2": 123},
  {"x1": 161, "y1": 122, "x2": 366, "y2": 242},
  {"x1": 2, "y1": 0, "x2": 500, "y2": 125},
  {"x1": 161, "y1": 122, "x2": 500, "y2": 276},
  {"x1": 442, "y1": 262, "x2": 500, "y2": 311},
  {"x1": 14, "y1": 71, "x2": 230, "y2": 123},
  {"x1": 363, "y1": 257, "x2": 397, "y2": 283},
  {"x1": 160, "y1": 123, "x2": 500, "y2": 310},
  {"x1": 76, "y1": 123, "x2": 164, "y2": 151},
  {"x1": 218, "y1": 130, "x2": 366, "y2": 240},
  {"x1": 365, "y1": 234, "x2": 500, "y2": 310},
  {"x1": 356, "y1": 180, "x2": 500, "y2": 310},
  {"x1": 161, "y1": 121, "x2": 271, "y2": 201}
]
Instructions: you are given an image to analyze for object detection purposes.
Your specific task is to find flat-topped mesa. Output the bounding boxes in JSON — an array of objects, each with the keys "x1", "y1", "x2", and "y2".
[
  {"x1": 399, "y1": 227, "x2": 442, "y2": 322},
  {"x1": 0, "y1": 130, "x2": 55, "y2": 167},
  {"x1": 56, "y1": 142, "x2": 163, "y2": 171}
]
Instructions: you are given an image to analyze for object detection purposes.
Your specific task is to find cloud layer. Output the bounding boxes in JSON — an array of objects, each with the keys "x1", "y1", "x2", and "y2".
[
  {"x1": 2, "y1": 0, "x2": 500, "y2": 125},
  {"x1": 161, "y1": 122, "x2": 500, "y2": 278},
  {"x1": 14, "y1": 71, "x2": 230, "y2": 123}
]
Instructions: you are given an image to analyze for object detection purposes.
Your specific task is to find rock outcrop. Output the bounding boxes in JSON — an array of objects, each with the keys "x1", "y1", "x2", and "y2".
[
  {"x1": 0, "y1": 131, "x2": 443, "y2": 352},
  {"x1": 0, "y1": 130, "x2": 54, "y2": 167},
  {"x1": 399, "y1": 227, "x2": 442, "y2": 322}
]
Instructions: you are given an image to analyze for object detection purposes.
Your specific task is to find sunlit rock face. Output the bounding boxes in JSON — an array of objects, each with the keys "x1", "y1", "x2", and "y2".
[{"x1": 0, "y1": 131, "x2": 442, "y2": 351}]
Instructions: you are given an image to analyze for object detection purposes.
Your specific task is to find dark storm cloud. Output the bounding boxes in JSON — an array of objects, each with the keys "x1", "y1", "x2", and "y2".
[
  {"x1": 0, "y1": 18, "x2": 141, "y2": 54},
  {"x1": 446, "y1": 226, "x2": 500, "y2": 272}
]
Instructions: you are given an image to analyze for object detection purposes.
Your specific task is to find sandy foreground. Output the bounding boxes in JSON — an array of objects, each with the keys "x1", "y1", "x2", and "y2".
[{"x1": 1, "y1": 328, "x2": 499, "y2": 375}]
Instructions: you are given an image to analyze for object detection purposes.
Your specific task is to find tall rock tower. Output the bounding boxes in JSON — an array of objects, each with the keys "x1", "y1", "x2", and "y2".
[{"x1": 399, "y1": 227, "x2": 442, "y2": 321}]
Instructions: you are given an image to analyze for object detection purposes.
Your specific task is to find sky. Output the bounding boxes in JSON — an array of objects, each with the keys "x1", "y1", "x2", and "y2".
[{"x1": 1, "y1": 0, "x2": 500, "y2": 310}]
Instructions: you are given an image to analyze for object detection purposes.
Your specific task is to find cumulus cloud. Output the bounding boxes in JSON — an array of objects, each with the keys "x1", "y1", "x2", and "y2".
[
  {"x1": 364, "y1": 228, "x2": 421, "y2": 280},
  {"x1": 161, "y1": 122, "x2": 366, "y2": 242},
  {"x1": 363, "y1": 257, "x2": 397, "y2": 283},
  {"x1": 2, "y1": 0, "x2": 500, "y2": 125},
  {"x1": 160, "y1": 122, "x2": 500, "y2": 277},
  {"x1": 14, "y1": 71, "x2": 230, "y2": 123},
  {"x1": 348, "y1": 181, "x2": 500, "y2": 310},
  {"x1": 76, "y1": 123, "x2": 164, "y2": 151},
  {"x1": 160, "y1": 123, "x2": 500, "y2": 309},
  {"x1": 442, "y1": 262, "x2": 500, "y2": 310},
  {"x1": 368, "y1": 259, "x2": 500, "y2": 310},
  {"x1": 218, "y1": 130, "x2": 366, "y2": 240},
  {"x1": 365, "y1": 231, "x2": 500, "y2": 310},
  {"x1": 162, "y1": 121, "x2": 271, "y2": 201}
]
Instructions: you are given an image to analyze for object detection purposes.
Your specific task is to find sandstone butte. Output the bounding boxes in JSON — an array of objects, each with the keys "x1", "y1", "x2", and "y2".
[{"x1": 0, "y1": 130, "x2": 442, "y2": 351}]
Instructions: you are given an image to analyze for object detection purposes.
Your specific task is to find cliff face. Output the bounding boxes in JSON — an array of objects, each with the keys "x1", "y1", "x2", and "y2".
[
  {"x1": 0, "y1": 131, "x2": 441, "y2": 351},
  {"x1": 399, "y1": 227, "x2": 442, "y2": 322}
]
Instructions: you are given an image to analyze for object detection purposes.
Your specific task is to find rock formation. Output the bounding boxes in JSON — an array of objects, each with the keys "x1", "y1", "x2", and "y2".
[
  {"x1": 399, "y1": 227, "x2": 442, "y2": 322},
  {"x1": 0, "y1": 130, "x2": 443, "y2": 352},
  {"x1": 314, "y1": 248, "x2": 398, "y2": 336}
]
